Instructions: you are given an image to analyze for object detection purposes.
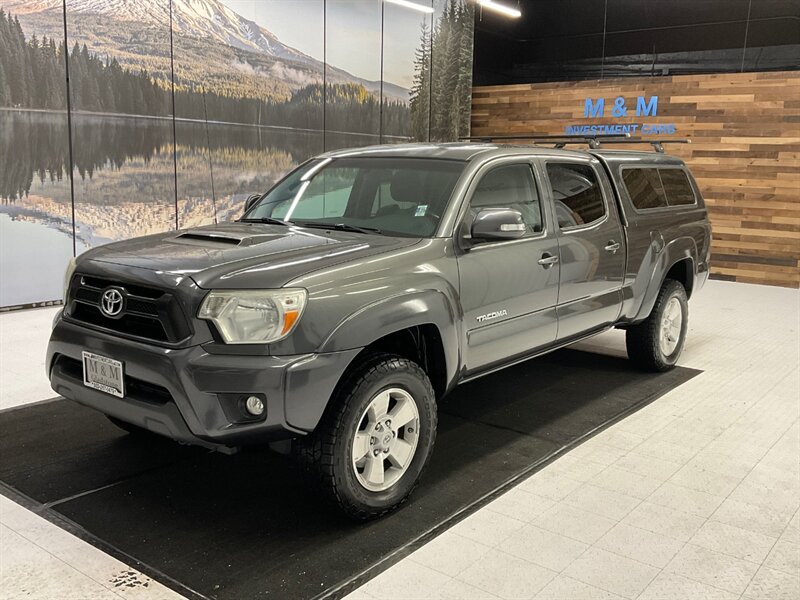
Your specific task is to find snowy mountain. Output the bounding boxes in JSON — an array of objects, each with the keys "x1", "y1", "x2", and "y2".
[
  {"x1": 5, "y1": 0, "x2": 316, "y2": 65},
  {"x1": 3, "y1": 0, "x2": 409, "y2": 101}
]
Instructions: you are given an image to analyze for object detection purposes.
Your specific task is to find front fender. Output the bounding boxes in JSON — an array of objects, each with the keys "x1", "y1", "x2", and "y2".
[
  {"x1": 634, "y1": 237, "x2": 696, "y2": 322},
  {"x1": 319, "y1": 289, "x2": 461, "y2": 390}
]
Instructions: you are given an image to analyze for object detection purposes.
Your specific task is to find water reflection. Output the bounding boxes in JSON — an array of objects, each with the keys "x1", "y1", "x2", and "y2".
[{"x1": 0, "y1": 109, "x2": 381, "y2": 305}]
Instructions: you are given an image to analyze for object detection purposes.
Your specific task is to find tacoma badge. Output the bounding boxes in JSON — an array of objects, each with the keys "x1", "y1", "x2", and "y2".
[{"x1": 476, "y1": 310, "x2": 508, "y2": 323}]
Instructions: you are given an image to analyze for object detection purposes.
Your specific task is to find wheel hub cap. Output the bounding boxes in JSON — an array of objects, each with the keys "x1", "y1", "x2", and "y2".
[
  {"x1": 659, "y1": 297, "x2": 683, "y2": 356},
  {"x1": 352, "y1": 388, "x2": 420, "y2": 492}
]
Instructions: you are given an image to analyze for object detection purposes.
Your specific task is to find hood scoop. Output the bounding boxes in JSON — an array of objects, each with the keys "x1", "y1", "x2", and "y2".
[{"x1": 175, "y1": 230, "x2": 282, "y2": 247}]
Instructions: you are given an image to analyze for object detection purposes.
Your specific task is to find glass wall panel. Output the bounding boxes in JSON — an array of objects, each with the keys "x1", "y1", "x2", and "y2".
[
  {"x1": 430, "y1": 0, "x2": 474, "y2": 141},
  {"x1": 742, "y1": 0, "x2": 800, "y2": 72},
  {"x1": 325, "y1": 0, "x2": 383, "y2": 150},
  {"x1": 604, "y1": 0, "x2": 749, "y2": 77},
  {"x1": 174, "y1": 0, "x2": 324, "y2": 225},
  {"x1": 0, "y1": 1, "x2": 75, "y2": 306},
  {"x1": 381, "y1": 0, "x2": 432, "y2": 143},
  {"x1": 65, "y1": 0, "x2": 176, "y2": 247}
]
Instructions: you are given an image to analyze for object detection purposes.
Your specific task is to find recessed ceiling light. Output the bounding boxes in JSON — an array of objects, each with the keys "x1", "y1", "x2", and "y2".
[
  {"x1": 385, "y1": 0, "x2": 435, "y2": 14},
  {"x1": 477, "y1": 0, "x2": 522, "y2": 18}
]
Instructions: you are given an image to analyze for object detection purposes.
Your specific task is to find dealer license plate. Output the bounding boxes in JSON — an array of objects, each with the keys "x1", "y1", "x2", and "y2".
[{"x1": 82, "y1": 351, "x2": 125, "y2": 398}]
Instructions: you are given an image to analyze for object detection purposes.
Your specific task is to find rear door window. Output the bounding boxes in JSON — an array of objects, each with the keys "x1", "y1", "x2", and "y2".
[
  {"x1": 622, "y1": 168, "x2": 668, "y2": 209},
  {"x1": 546, "y1": 162, "x2": 606, "y2": 229},
  {"x1": 659, "y1": 169, "x2": 696, "y2": 206}
]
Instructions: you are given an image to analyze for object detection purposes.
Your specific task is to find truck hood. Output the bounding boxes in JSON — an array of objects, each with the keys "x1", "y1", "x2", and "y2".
[{"x1": 87, "y1": 221, "x2": 420, "y2": 289}]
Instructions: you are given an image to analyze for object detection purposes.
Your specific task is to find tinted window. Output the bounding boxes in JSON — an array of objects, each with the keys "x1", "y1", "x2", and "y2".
[
  {"x1": 622, "y1": 168, "x2": 668, "y2": 209},
  {"x1": 247, "y1": 157, "x2": 464, "y2": 237},
  {"x1": 470, "y1": 163, "x2": 543, "y2": 233},
  {"x1": 659, "y1": 169, "x2": 696, "y2": 206},
  {"x1": 546, "y1": 163, "x2": 606, "y2": 228}
]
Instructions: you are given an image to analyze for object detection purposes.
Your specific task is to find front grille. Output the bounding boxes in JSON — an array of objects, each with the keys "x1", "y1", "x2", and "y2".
[
  {"x1": 66, "y1": 275, "x2": 191, "y2": 344},
  {"x1": 53, "y1": 355, "x2": 172, "y2": 405}
]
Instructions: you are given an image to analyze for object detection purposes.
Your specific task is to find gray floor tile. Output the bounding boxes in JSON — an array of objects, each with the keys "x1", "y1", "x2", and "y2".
[
  {"x1": 535, "y1": 574, "x2": 624, "y2": 600},
  {"x1": 563, "y1": 484, "x2": 641, "y2": 521},
  {"x1": 408, "y1": 531, "x2": 492, "y2": 578},
  {"x1": 689, "y1": 520, "x2": 778, "y2": 563},
  {"x1": 621, "y1": 501, "x2": 706, "y2": 542},
  {"x1": 456, "y1": 550, "x2": 556, "y2": 600},
  {"x1": 710, "y1": 498, "x2": 794, "y2": 538},
  {"x1": 502, "y1": 524, "x2": 588, "y2": 572},
  {"x1": 742, "y1": 565, "x2": 800, "y2": 600},
  {"x1": 665, "y1": 544, "x2": 760, "y2": 595},
  {"x1": 533, "y1": 502, "x2": 617, "y2": 545},
  {"x1": 647, "y1": 481, "x2": 725, "y2": 518},
  {"x1": 637, "y1": 572, "x2": 738, "y2": 600},
  {"x1": 563, "y1": 547, "x2": 659, "y2": 599},
  {"x1": 595, "y1": 522, "x2": 684, "y2": 568},
  {"x1": 763, "y1": 538, "x2": 800, "y2": 577}
]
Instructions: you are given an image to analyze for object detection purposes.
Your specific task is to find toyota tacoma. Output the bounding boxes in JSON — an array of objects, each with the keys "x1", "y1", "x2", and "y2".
[{"x1": 48, "y1": 141, "x2": 711, "y2": 519}]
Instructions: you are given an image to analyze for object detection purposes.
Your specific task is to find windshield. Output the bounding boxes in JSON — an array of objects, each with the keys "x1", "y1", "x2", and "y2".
[{"x1": 244, "y1": 157, "x2": 465, "y2": 237}]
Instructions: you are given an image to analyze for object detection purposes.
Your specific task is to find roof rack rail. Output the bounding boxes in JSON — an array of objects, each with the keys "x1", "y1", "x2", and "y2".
[
  {"x1": 587, "y1": 138, "x2": 691, "y2": 153},
  {"x1": 460, "y1": 133, "x2": 691, "y2": 153}
]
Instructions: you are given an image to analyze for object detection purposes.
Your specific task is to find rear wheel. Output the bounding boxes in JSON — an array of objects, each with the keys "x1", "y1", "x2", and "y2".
[
  {"x1": 626, "y1": 279, "x2": 688, "y2": 372},
  {"x1": 295, "y1": 353, "x2": 437, "y2": 520}
]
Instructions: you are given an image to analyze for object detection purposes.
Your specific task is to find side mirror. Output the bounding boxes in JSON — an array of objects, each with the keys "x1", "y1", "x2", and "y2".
[
  {"x1": 470, "y1": 208, "x2": 526, "y2": 243},
  {"x1": 243, "y1": 193, "x2": 261, "y2": 216}
]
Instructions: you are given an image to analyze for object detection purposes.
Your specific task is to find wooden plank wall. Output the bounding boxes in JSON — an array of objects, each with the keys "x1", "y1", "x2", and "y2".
[{"x1": 472, "y1": 72, "x2": 800, "y2": 288}]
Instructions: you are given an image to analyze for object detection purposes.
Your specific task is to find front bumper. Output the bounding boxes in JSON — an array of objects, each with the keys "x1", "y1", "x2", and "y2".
[{"x1": 47, "y1": 316, "x2": 361, "y2": 448}]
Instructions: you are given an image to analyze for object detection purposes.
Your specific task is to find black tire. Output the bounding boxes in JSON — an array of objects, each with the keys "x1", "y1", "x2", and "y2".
[
  {"x1": 294, "y1": 353, "x2": 437, "y2": 521},
  {"x1": 106, "y1": 415, "x2": 151, "y2": 437},
  {"x1": 626, "y1": 279, "x2": 689, "y2": 372}
]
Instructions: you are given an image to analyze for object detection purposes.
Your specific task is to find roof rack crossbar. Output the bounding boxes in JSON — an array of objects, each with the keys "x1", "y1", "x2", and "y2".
[
  {"x1": 460, "y1": 133, "x2": 631, "y2": 143},
  {"x1": 460, "y1": 133, "x2": 691, "y2": 153},
  {"x1": 591, "y1": 138, "x2": 692, "y2": 153}
]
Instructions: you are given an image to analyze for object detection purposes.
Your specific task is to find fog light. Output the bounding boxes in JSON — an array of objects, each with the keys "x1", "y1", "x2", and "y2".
[{"x1": 245, "y1": 395, "x2": 264, "y2": 416}]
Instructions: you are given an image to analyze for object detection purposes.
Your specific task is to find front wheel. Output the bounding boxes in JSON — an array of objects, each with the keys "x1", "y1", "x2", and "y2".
[
  {"x1": 626, "y1": 279, "x2": 689, "y2": 372},
  {"x1": 295, "y1": 354, "x2": 437, "y2": 521}
]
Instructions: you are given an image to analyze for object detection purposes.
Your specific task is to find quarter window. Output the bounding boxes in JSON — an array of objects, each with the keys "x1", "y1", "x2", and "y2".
[
  {"x1": 546, "y1": 163, "x2": 606, "y2": 229},
  {"x1": 470, "y1": 163, "x2": 543, "y2": 234},
  {"x1": 623, "y1": 168, "x2": 668, "y2": 209},
  {"x1": 621, "y1": 167, "x2": 696, "y2": 211},
  {"x1": 659, "y1": 169, "x2": 696, "y2": 206}
]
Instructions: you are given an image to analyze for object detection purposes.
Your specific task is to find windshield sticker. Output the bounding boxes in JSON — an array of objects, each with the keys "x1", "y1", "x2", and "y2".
[{"x1": 415, "y1": 205, "x2": 428, "y2": 217}]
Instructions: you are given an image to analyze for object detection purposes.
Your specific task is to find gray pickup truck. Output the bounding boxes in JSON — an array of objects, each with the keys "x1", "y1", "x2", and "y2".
[{"x1": 48, "y1": 141, "x2": 711, "y2": 519}]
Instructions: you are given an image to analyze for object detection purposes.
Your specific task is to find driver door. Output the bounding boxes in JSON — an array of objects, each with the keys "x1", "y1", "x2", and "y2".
[{"x1": 457, "y1": 160, "x2": 560, "y2": 374}]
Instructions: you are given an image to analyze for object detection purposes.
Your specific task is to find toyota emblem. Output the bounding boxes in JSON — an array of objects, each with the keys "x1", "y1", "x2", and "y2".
[{"x1": 100, "y1": 288, "x2": 124, "y2": 317}]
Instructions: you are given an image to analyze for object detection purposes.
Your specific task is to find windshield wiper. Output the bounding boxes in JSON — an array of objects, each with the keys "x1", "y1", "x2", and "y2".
[
  {"x1": 297, "y1": 222, "x2": 382, "y2": 235},
  {"x1": 238, "y1": 217, "x2": 291, "y2": 226}
]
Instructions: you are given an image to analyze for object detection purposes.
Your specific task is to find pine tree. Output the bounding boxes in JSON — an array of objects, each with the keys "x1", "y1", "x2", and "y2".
[{"x1": 409, "y1": 21, "x2": 431, "y2": 141}]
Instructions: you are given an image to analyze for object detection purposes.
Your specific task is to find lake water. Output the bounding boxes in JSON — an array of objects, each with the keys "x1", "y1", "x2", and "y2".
[
  {"x1": 0, "y1": 110, "x2": 381, "y2": 307},
  {"x1": 0, "y1": 213, "x2": 89, "y2": 307}
]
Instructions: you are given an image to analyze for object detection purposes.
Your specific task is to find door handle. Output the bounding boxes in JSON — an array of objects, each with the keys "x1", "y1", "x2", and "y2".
[
  {"x1": 538, "y1": 253, "x2": 559, "y2": 268},
  {"x1": 604, "y1": 241, "x2": 621, "y2": 254}
]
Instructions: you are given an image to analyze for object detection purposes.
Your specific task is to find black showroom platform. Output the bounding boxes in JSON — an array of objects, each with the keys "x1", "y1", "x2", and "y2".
[{"x1": 0, "y1": 349, "x2": 698, "y2": 600}]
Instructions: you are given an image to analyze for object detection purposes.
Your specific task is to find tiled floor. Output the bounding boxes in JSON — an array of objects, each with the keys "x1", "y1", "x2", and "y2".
[{"x1": 1, "y1": 280, "x2": 798, "y2": 600}]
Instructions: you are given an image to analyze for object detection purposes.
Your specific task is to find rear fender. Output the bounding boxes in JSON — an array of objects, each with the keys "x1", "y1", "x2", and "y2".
[{"x1": 634, "y1": 237, "x2": 696, "y2": 322}]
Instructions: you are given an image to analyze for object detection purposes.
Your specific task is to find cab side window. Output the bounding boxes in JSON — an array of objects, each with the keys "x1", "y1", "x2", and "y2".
[
  {"x1": 470, "y1": 163, "x2": 543, "y2": 234},
  {"x1": 546, "y1": 163, "x2": 606, "y2": 229}
]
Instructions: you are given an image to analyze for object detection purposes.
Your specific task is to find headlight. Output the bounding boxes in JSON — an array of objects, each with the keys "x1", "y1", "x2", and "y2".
[
  {"x1": 63, "y1": 257, "x2": 77, "y2": 301},
  {"x1": 198, "y1": 289, "x2": 307, "y2": 344}
]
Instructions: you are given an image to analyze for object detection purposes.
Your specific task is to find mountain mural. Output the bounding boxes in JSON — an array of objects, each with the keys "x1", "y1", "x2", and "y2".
[
  {"x1": 0, "y1": 0, "x2": 475, "y2": 308},
  {"x1": 2, "y1": 0, "x2": 409, "y2": 102}
]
